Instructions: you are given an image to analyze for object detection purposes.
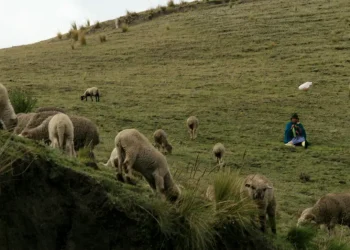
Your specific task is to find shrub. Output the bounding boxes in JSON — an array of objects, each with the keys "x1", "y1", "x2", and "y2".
[
  {"x1": 287, "y1": 226, "x2": 317, "y2": 250},
  {"x1": 160, "y1": 6, "x2": 167, "y2": 12},
  {"x1": 94, "y1": 21, "x2": 101, "y2": 29},
  {"x1": 70, "y1": 30, "x2": 79, "y2": 41},
  {"x1": 121, "y1": 23, "x2": 129, "y2": 33},
  {"x1": 9, "y1": 89, "x2": 37, "y2": 114},
  {"x1": 167, "y1": 0, "x2": 175, "y2": 7},
  {"x1": 79, "y1": 32, "x2": 86, "y2": 45},
  {"x1": 57, "y1": 32, "x2": 62, "y2": 40},
  {"x1": 99, "y1": 35, "x2": 106, "y2": 43},
  {"x1": 79, "y1": 25, "x2": 86, "y2": 31},
  {"x1": 71, "y1": 21, "x2": 77, "y2": 30}
]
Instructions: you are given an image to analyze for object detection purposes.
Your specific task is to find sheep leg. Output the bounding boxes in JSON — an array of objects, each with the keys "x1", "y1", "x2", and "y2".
[
  {"x1": 123, "y1": 156, "x2": 137, "y2": 185},
  {"x1": 267, "y1": 201, "x2": 276, "y2": 234},
  {"x1": 50, "y1": 137, "x2": 59, "y2": 149},
  {"x1": 90, "y1": 95, "x2": 93, "y2": 101},
  {"x1": 153, "y1": 173, "x2": 166, "y2": 200},
  {"x1": 116, "y1": 146, "x2": 125, "y2": 183}
]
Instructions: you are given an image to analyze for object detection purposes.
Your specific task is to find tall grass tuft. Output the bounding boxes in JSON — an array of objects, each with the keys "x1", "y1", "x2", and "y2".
[
  {"x1": 287, "y1": 226, "x2": 317, "y2": 250},
  {"x1": 94, "y1": 21, "x2": 101, "y2": 29},
  {"x1": 70, "y1": 29, "x2": 79, "y2": 41},
  {"x1": 57, "y1": 32, "x2": 62, "y2": 40},
  {"x1": 326, "y1": 239, "x2": 350, "y2": 250},
  {"x1": 167, "y1": 0, "x2": 175, "y2": 7},
  {"x1": 79, "y1": 32, "x2": 87, "y2": 46},
  {"x1": 121, "y1": 23, "x2": 129, "y2": 33},
  {"x1": 71, "y1": 21, "x2": 77, "y2": 30},
  {"x1": 9, "y1": 89, "x2": 37, "y2": 114},
  {"x1": 86, "y1": 19, "x2": 90, "y2": 27},
  {"x1": 99, "y1": 35, "x2": 107, "y2": 43}
]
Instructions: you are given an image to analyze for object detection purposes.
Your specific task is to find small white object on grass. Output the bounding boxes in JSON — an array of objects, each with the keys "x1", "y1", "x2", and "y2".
[{"x1": 298, "y1": 82, "x2": 312, "y2": 91}]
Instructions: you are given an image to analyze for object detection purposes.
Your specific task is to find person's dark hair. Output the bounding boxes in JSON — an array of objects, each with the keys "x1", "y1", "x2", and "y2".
[{"x1": 290, "y1": 113, "x2": 299, "y2": 120}]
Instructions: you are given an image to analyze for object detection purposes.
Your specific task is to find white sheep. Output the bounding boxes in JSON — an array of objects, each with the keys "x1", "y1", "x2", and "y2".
[
  {"x1": 297, "y1": 193, "x2": 350, "y2": 234},
  {"x1": 103, "y1": 147, "x2": 118, "y2": 169},
  {"x1": 115, "y1": 128, "x2": 181, "y2": 202},
  {"x1": 153, "y1": 129, "x2": 173, "y2": 154},
  {"x1": 48, "y1": 113, "x2": 76, "y2": 157},
  {"x1": 241, "y1": 174, "x2": 277, "y2": 234},
  {"x1": 81, "y1": 87, "x2": 100, "y2": 102},
  {"x1": 213, "y1": 142, "x2": 225, "y2": 162},
  {"x1": 0, "y1": 83, "x2": 17, "y2": 131},
  {"x1": 186, "y1": 116, "x2": 198, "y2": 140}
]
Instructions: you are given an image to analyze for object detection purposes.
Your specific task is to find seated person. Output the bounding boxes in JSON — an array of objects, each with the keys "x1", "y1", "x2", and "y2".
[{"x1": 284, "y1": 113, "x2": 308, "y2": 148}]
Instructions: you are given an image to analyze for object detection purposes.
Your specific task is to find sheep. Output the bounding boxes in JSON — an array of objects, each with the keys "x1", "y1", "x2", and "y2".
[
  {"x1": 153, "y1": 129, "x2": 173, "y2": 154},
  {"x1": 186, "y1": 116, "x2": 198, "y2": 140},
  {"x1": 297, "y1": 193, "x2": 350, "y2": 234},
  {"x1": 35, "y1": 107, "x2": 65, "y2": 113},
  {"x1": 115, "y1": 128, "x2": 180, "y2": 202},
  {"x1": 21, "y1": 113, "x2": 99, "y2": 158},
  {"x1": 103, "y1": 147, "x2": 118, "y2": 169},
  {"x1": 213, "y1": 142, "x2": 225, "y2": 164},
  {"x1": 241, "y1": 174, "x2": 276, "y2": 234},
  {"x1": 0, "y1": 83, "x2": 17, "y2": 131},
  {"x1": 69, "y1": 115, "x2": 100, "y2": 157},
  {"x1": 81, "y1": 87, "x2": 100, "y2": 102},
  {"x1": 14, "y1": 112, "x2": 36, "y2": 135},
  {"x1": 48, "y1": 113, "x2": 76, "y2": 157}
]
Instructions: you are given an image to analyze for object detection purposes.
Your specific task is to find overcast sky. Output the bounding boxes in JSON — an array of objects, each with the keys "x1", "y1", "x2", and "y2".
[{"x1": 0, "y1": 0, "x2": 192, "y2": 49}]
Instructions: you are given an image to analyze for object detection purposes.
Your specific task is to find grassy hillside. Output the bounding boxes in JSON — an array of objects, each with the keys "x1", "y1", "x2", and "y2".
[{"x1": 1, "y1": 0, "x2": 350, "y2": 247}]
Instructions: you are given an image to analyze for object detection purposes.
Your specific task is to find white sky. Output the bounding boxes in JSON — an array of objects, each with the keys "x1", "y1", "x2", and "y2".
[{"x1": 0, "y1": 0, "x2": 193, "y2": 49}]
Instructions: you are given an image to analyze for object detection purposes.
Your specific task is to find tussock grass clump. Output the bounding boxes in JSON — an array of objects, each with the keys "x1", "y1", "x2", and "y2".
[
  {"x1": 99, "y1": 35, "x2": 106, "y2": 43},
  {"x1": 57, "y1": 32, "x2": 62, "y2": 40},
  {"x1": 326, "y1": 240, "x2": 350, "y2": 250},
  {"x1": 9, "y1": 89, "x2": 37, "y2": 114},
  {"x1": 79, "y1": 25, "x2": 86, "y2": 31},
  {"x1": 94, "y1": 21, "x2": 101, "y2": 29},
  {"x1": 121, "y1": 23, "x2": 129, "y2": 33},
  {"x1": 143, "y1": 171, "x2": 262, "y2": 249},
  {"x1": 86, "y1": 19, "x2": 90, "y2": 27},
  {"x1": 287, "y1": 226, "x2": 317, "y2": 250},
  {"x1": 69, "y1": 29, "x2": 79, "y2": 41},
  {"x1": 79, "y1": 32, "x2": 87, "y2": 45},
  {"x1": 71, "y1": 21, "x2": 77, "y2": 30},
  {"x1": 167, "y1": 0, "x2": 175, "y2": 8}
]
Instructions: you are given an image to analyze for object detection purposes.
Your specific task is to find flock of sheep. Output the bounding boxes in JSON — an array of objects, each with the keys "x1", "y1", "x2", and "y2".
[{"x1": 1, "y1": 83, "x2": 349, "y2": 236}]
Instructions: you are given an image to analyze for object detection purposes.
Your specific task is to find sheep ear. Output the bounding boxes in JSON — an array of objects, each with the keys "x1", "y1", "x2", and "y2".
[
  {"x1": 305, "y1": 213, "x2": 316, "y2": 221},
  {"x1": 245, "y1": 183, "x2": 251, "y2": 188},
  {"x1": 266, "y1": 185, "x2": 273, "y2": 189}
]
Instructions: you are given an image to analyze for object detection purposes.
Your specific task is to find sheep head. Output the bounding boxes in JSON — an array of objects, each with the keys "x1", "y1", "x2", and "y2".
[
  {"x1": 165, "y1": 143, "x2": 173, "y2": 154},
  {"x1": 166, "y1": 184, "x2": 181, "y2": 203},
  {"x1": 297, "y1": 207, "x2": 316, "y2": 227},
  {"x1": 80, "y1": 95, "x2": 85, "y2": 101},
  {"x1": 244, "y1": 182, "x2": 272, "y2": 200}
]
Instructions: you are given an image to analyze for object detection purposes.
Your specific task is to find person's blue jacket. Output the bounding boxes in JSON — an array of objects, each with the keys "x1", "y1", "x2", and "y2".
[{"x1": 284, "y1": 122, "x2": 307, "y2": 143}]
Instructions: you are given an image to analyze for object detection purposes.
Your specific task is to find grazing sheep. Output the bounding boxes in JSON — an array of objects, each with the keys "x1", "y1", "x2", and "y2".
[
  {"x1": 213, "y1": 143, "x2": 225, "y2": 165},
  {"x1": 14, "y1": 112, "x2": 36, "y2": 135},
  {"x1": 69, "y1": 115, "x2": 100, "y2": 155},
  {"x1": 21, "y1": 111, "x2": 61, "y2": 132},
  {"x1": 35, "y1": 107, "x2": 65, "y2": 113},
  {"x1": 115, "y1": 128, "x2": 180, "y2": 202},
  {"x1": 20, "y1": 113, "x2": 99, "y2": 158},
  {"x1": 19, "y1": 115, "x2": 52, "y2": 141},
  {"x1": 186, "y1": 116, "x2": 198, "y2": 140},
  {"x1": 241, "y1": 174, "x2": 276, "y2": 234},
  {"x1": 48, "y1": 113, "x2": 76, "y2": 157},
  {"x1": 0, "y1": 83, "x2": 17, "y2": 131},
  {"x1": 103, "y1": 147, "x2": 118, "y2": 169},
  {"x1": 81, "y1": 87, "x2": 100, "y2": 102},
  {"x1": 153, "y1": 129, "x2": 173, "y2": 154},
  {"x1": 297, "y1": 193, "x2": 350, "y2": 234}
]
